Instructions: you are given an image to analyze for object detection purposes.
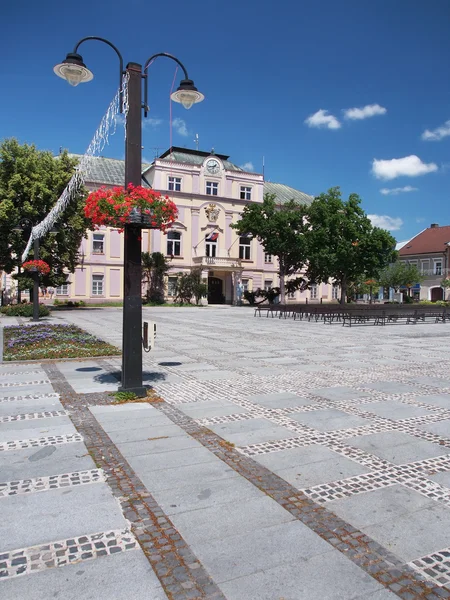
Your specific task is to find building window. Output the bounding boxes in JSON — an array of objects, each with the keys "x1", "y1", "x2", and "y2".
[
  {"x1": 206, "y1": 181, "x2": 218, "y2": 196},
  {"x1": 332, "y1": 285, "x2": 339, "y2": 300},
  {"x1": 92, "y1": 233, "x2": 105, "y2": 254},
  {"x1": 239, "y1": 236, "x2": 251, "y2": 260},
  {"x1": 240, "y1": 186, "x2": 252, "y2": 200},
  {"x1": 241, "y1": 279, "x2": 249, "y2": 293},
  {"x1": 264, "y1": 253, "x2": 272, "y2": 263},
  {"x1": 56, "y1": 283, "x2": 69, "y2": 296},
  {"x1": 168, "y1": 176, "x2": 181, "y2": 192},
  {"x1": 434, "y1": 261, "x2": 442, "y2": 276},
  {"x1": 310, "y1": 284, "x2": 318, "y2": 299},
  {"x1": 167, "y1": 276, "x2": 177, "y2": 297},
  {"x1": 205, "y1": 240, "x2": 217, "y2": 257},
  {"x1": 167, "y1": 231, "x2": 181, "y2": 256},
  {"x1": 421, "y1": 260, "x2": 429, "y2": 274},
  {"x1": 264, "y1": 280, "x2": 272, "y2": 291},
  {"x1": 92, "y1": 274, "x2": 104, "y2": 296}
]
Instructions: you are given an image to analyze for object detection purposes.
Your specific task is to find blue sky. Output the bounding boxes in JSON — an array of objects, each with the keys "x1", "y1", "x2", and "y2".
[{"x1": 1, "y1": 0, "x2": 449, "y2": 242}]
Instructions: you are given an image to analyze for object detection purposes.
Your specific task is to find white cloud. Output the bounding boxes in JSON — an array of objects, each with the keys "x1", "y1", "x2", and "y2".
[
  {"x1": 143, "y1": 117, "x2": 163, "y2": 129},
  {"x1": 172, "y1": 118, "x2": 188, "y2": 137},
  {"x1": 380, "y1": 186, "x2": 418, "y2": 195},
  {"x1": 421, "y1": 120, "x2": 450, "y2": 141},
  {"x1": 371, "y1": 155, "x2": 438, "y2": 180},
  {"x1": 368, "y1": 214, "x2": 404, "y2": 231},
  {"x1": 344, "y1": 104, "x2": 387, "y2": 120},
  {"x1": 304, "y1": 109, "x2": 341, "y2": 130},
  {"x1": 416, "y1": 217, "x2": 425, "y2": 223},
  {"x1": 240, "y1": 162, "x2": 254, "y2": 172}
]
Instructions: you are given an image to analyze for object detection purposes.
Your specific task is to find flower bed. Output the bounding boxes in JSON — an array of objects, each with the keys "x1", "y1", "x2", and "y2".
[{"x1": 3, "y1": 324, "x2": 121, "y2": 361}]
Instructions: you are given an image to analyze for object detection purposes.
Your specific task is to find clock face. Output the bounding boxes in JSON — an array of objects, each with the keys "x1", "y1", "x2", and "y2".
[{"x1": 206, "y1": 159, "x2": 220, "y2": 174}]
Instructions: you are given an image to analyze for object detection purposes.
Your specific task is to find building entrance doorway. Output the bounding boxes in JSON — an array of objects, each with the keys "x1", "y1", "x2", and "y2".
[
  {"x1": 431, "y1": 287, "x2": 444, "y2": 302},
  {"x1": 208, "y1": 276, "x2": 223, "y2": 304}
]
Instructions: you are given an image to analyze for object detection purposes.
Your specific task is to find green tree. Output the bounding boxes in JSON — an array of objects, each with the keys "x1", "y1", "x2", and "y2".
[
  {"x1": 231, "y1": 193, "x2": 310, "y2": 303},
  {"x1": 441, "y1": 277, "x2": 450, "y2": 301},
  {"x1": 0, "y1": 139, "x2": 88, "y2": 294},
  {"x1": 378, "y1": 261, "x2": 423, "y2": 294},
  {"x1": 142, "y1": 252, "x2": 171, "y2": 304},
  {"x1": 173, "y1": 268, "x2": 207, "y2": 305},
  {"x1": 306, "y1": 188, "x2": 397, "y2": 304}
]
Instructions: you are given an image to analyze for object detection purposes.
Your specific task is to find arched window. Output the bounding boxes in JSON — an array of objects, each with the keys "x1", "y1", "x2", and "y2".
[{"x1": 167, "y1": 231, "x2": 181, "y2": 256}]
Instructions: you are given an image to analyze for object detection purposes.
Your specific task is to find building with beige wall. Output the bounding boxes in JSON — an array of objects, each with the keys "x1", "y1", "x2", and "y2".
[{"x1": 53, "y1": 146, "x2": 339, "y2": 304}]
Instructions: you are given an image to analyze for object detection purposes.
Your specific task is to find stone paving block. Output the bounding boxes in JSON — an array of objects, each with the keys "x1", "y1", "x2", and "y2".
[
  {"x1": 116, "y1": 433, "x2": 202, "y2": 458},
  {"x1": 364, "y1": 381, "x2": 422, "y2": 394},
  {"x1": 0, "y1": 483, "x2": 127, "y2": 552},
  {"x1": 254, "y1": 443, "x2": 356, "y2": 471},
  {"x1": 0, "y1": 422, "x2": 77, "y2": 443},
  {"x1": 193, "y1": 369, "x2": 239, "y2": 381},
  {"x1": 96, "y1": 414, "x2": 174, "y2": 433},
  {"x1": 171, "y1": 362, "x2": 217, "y2": 372},
  {"x1": 290, "y1": 408, "x2": 373, "y2": 431},
  {"x1": 346, "y1": 431, "x2": 447, "y2": 464},
  {"x1": 107, "y1": 423, "x2": 185, "y2": 444},
  {"x1": 0, "y1": 415, "x2": 72, "y2": 434},
  {"x1": 89, "y1": 402, "x2": 155, "y2": 415},
  {"x1": 155, "y1": 473, "x2": 261, "y2": 516},
  {"x1": 127, "y1": 445, "x2": 218, "y2": 473},
  {"x1": 408, "y1": 376, "x2": 450, "y2": 388},
  {"x1": 429, "y1": 470, "x2": 450, "y2": 487},
  {"x1": 413, "y1": 394, "x2": 450, "y2": 409},
  {"x1": 0, "y1": 442, "x2": 94, "y2": 481},
  {"x1": 241, "y1": 366, "x2": 284, "y2": 376},
  {"x1": 209, "y1": 418, "x2": 299, "y2": 446},
  {"x1": 178, "y1": 400, "x2": 249, "y2": 419},
  {"x1": 0, "y1": 397, "x2": 63, "y2": 417},
  {"x1": 422, "y1": 419, "x2": 450, "y2": 437},
  {"x1": 310, "y1": 386, "x2": 373, "y2": 401},
  {"x1": 0, "y1": 384, "x2": 56, "y2": 398},
  {"x1": 247, "y1": 392, "x2": 314, "y2": 409},
  {"x1": 218, "y1": 549, "x2": 386, "y2": 600},
  {"x1": 353, "y1": 400, "x2": 431, "y2": 420},
  {"x1": 170, "y1": 495, "x2": 294, "y2": 545},
  {"x1": 0, "y1": 546, "x2": 168, "y2": 600},
  {"x1": 194, "y1": 520, "x2": 332, "y2": 583}
]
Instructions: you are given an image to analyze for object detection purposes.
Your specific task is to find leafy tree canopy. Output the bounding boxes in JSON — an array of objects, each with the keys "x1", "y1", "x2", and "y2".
[
  {"x1": 0, "y1": 138, "x2": 88, "y2": 288},
  {"x1": 378, "y1": 261, "x2": 423, "y2": 292},
  {"x1": 142, "y1": 252, "x2": 171, "y2": 304},
  {"x1": 306, "y1": 187, "x2": 397, "y2": 303}
]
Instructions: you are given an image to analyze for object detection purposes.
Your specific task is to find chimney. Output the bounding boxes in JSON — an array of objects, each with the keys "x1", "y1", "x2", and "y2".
[{"x1": 430, "y1": 223, "x2": 439, "y2": 228}]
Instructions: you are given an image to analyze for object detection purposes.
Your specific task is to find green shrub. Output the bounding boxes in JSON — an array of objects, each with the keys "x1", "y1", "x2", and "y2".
[
  {"x1": 419, "y1": 300, "x2": 450, "y2": 307},
  {"x1": 0, "y1": 303, "x2": 50, "y2": 317},
  {"x1": 53, "y1": 299, "x2": 61, "y2": 306}
]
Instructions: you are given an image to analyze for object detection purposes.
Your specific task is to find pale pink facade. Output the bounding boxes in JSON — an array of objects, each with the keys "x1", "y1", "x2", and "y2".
[{"x1": 52, "y1": 147, "x2": 339, "y2": 304}]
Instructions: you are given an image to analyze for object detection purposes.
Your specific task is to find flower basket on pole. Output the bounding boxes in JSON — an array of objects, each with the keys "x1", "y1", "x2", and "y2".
[
  {"x1": 22, "y1": 260, "x2": 51, "y2": 276},
  {"x1": 84, "y1": 184, "x2": 178, "y2": 230}
]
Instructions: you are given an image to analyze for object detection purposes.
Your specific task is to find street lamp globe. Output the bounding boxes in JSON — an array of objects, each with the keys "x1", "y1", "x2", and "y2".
[
  {"x1": 170, "y1": 78, "x2": 204, "y2": 109},
  {"x1": 53, "y1": 53, "x2": 94, "y2": 87}
]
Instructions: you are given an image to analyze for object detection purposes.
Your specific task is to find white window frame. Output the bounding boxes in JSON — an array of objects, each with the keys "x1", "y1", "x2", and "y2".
[
  {"x1": 421, "y1": 259, "x2": 430, "y2": 274},
  {"x1": 264, "y1": 253, "x2": 272, "y2": 263},
  {"x1": 264, "y1": 280, "x2": 273, "y2": 291},
  {"x1": 205, "y1": 240, "x2": 217, "y2": 257},
  {"x1": 332, "y1": 284, "x2": 339, "y2": 300},
  {"x1": 167, "y1": 231, "x2": 181, "y2": 256},
  {"x1": 310, "y1": 284, "x2": 318, "y2": 299},
  {"x1": 239, "y1": 237, "x2": 251, "y2": 260},
  {"x1": 168, "y1": 176, "x2": 182, "y2": 192},
  {"x1": 92, "y1": 233, "x2": 105, "y2": 255},
  {"x1": 92, "y1": 274, "x2": 104, "y2": 296},
  {"x1": 56, "y1": 283, "x2": 69, "y2": 296},
  {"x1": 240, "y1": 186, "x2": 252, "y2": 200},
  {"x1": 434, "y1": 259, "x2": 443, "y2": 276},
  {"x1": 206, "y1": 181, "x2": 219, "y2": 196},
  {"x1": 241, "y1": 279, "x2": 249, "y2": 293},
  {"x1": 167, "y1": 276, "x2": 177, "y2": 297}
]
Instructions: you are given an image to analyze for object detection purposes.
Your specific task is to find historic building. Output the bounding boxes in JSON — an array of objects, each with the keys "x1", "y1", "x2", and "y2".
[
  {"x1": 49, "y1": 146, "x2": 338, "y2": 304},
  {"x1": 399, "y1": 223, "x2": 450, "y2": 301}
]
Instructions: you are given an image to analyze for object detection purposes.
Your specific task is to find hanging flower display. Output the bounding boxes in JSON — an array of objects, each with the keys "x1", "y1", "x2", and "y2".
[
  {"x1": 84, "y1": 184, "x2": 178, "y2": 231},
  {"x1": 22, "y1": 260, "x2": 51, "y2": 275}
]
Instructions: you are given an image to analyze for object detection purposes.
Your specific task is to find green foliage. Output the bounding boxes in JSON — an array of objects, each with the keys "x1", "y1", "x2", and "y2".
[
  {"x1": 420, "y1": 300, "x2": 450, "y2": 306},
  {"x1": 142, "y1": 252, "x2": 171, "y2": 304},
  {"x1": 259, "y1": 287, "x2": 280, "y2": 304},
  {"x1": 112, "y1": 391, "x2": 138, "y2": 402},
  {"x1": 243, "y1": 290, "x2": 259, "y2": 305},
  {"x1": 0, "y1": 138, "x2": 89, "y2": 287},
  {"x1": 173, "y1": 268, "x2": 207, "y2": 305},
  {"x1": 378, "y1": 261, "x2": 423, "y2": 292},
  {"x1": 306, "y1": 188, "x2": 397, "y2": 303},
  {"x1": 441, "y1": 278, "x2": 450, "y2": 289},
  {"x1": 231, "y1": 193, "x2": 310, "y2": 302},
  {"x1": 0, "y1": 303, "x2": 50, "y2": 317},
  {"x1": 51, "y1": 300, "x2": 86, "y2": 308}
]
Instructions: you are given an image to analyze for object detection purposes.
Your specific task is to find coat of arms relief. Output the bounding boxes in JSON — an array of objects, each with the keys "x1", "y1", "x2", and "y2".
[{"x1": 205, "y1": 203, "x2": 220, "y2": 222}]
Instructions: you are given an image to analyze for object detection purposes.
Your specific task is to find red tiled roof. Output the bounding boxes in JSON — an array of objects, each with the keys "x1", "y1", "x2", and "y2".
[{"x1": 399, "y1": 225, "x2": 450, "y2": 255}]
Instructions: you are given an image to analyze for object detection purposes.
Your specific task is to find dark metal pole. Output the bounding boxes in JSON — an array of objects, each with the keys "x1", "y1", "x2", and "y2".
[
  {"x1": 32, "y1": 238, "x2": 40, "y2": 322},
  {"x1": 119, "y1": 62, "x2": 146, "y2": 395}
]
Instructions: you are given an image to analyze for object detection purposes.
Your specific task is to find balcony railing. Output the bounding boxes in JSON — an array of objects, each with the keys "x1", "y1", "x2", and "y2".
[
  {"x1": 420, "y1": 268, "x2": 450, "y2": 278},
  {"x1": 192, "y1": 255, "x2": 242, "y2": 269}
]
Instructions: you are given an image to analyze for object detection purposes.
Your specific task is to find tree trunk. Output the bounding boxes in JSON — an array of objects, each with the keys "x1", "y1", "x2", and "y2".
[
  {"x1": 279, "y1": 266, "x2": 286, "y2": 304},
  {"x1": 340, "y1": 278, "x2": 347, "y2": 304},
  {"x1": 29, "y1": 287, "x2": 34, "y2": 303}
]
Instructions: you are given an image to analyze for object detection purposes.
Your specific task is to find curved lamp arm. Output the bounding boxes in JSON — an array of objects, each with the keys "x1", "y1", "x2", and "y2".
[
  {"x1": 73, "y1": 36, "x2": 124, "y2": 96},
  {"x1": 143, "y1": 53, "x2": 189, "y2": 117}
]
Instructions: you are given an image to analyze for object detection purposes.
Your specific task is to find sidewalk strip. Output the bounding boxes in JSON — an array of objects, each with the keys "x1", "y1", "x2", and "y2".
[
  {"x1": 0, "y1": 528, "x2": 137, "y2": 579},
  {"x1": 0, "y1": 433, "x2": 83, "y2": 452},
  {"x1": 0, "y1": 469, "x2": 105, "y2": 498}
]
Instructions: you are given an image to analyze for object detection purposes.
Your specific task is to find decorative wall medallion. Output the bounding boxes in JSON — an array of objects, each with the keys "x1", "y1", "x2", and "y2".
[{"x1": 205, "y1": 203, "x2": 220, "y2": 222}]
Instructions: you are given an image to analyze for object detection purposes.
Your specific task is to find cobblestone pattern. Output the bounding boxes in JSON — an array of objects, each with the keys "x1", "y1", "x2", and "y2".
[
  {"x1": 148, "y1": 397, "x2": 450, "y2": 599},
  {"x1": 0, "y1": 433, "x2": 83, "y2": 452},
  {"x1": 409, "y1": 548, "x2": 450, "y2": 589},
  {"x1": 43, "y1": 363, "x2": 226, "y2": 600},
  {"x1": 0, "y1": 528, "x2": 137, "y2": 579},
  {"x1": 0, "y1": 393, "x2": 59, "y2": 404},
  {"x1": 0, "y1": 370, "x2": 43, "y2": 378},
  {"x1": 0, "y1": 469, "x2": 105, "y2": 498},
  {"x1": 0, "y1": 410, "x2": 68, "y2": 423},
  {"x1": 0, "y1": 380, "x2": 50, "y2": 388}
]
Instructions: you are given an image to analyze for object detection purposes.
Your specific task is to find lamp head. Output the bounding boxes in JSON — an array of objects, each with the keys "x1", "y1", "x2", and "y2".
[
  {"x1": 170, "y1": 78, "x2": 204, "y2": 109},
  {"x1": 53, "y1": 53, "x2": 94, "y2": 87}
]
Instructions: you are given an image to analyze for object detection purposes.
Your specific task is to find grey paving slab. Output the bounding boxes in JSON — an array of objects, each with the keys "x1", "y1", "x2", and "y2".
[
  {"x1": 354, "y1": 400, "x2": 431, "y2": 420},
  {"x1": 247, "y1": 392, "x2": 314, "y2": 409},
  {"x1": 194, "y1": 520, "x2": 332, "y2": 583},
  {"x1": 0, "y1": 442, "x2": 95, "y2": 481},
  {"x1": 0, "y1": 547, "x2": 168, "y2": 600},
  {"x1": 310, "y1": 386, "x2": 373, "y2": 401},
  {"x1": 172, "y1": 362, "x2": 217, "y2": 372},
  {"x1": 0, "y1": 422, "x2": 77, "y2": 443},
  {"x1": 209, "y1": 418, "x2": 299, "y2": 446},
  {"x1": 89, "y1": 402, "x2": 156, "y2": 415},
  {"x1": 0, "y1": 415, "x2": 72, "y2": 434},
  {"x1": 290, "y1": 408, "x2": 373, "y2": 431},
  {"x1": 0, "y1": 483, "x2": 127, "y2": 552},
  {"x1": 346, "y1": 431, "x2": 447, "y2": 464},
  {"x1": 170, "y1": 495, "x2": 294, "y2": 545},
  {"x1": 275, "y1": 454, "x2": 368, "y2": 489},
  {"x1": 107, "y1": 423, "x2": 186, "y2": 444},
  {"x1": 408, "y1": 376, "x2": 450, "y2": 388},
  {"x1": 364, "y1": 381, "x2": 422, "y2": 394},
  {"x1": 413, "y1": 394, "x2": 450, "y2": 409},
  {"x1": 241, "y1": 366, "x2": 284, "y2": 376},
  {"x1": 254, "y1": 443, "x2": 355, "y2": 471},
  {"x1": 0, "y1": 384, "x2": 56, "y2": 397},
  {"x1": 193, "y1": 369, "x2": 239, "y2": 381},
  {"x1": 96, "y1": 414, "x2": 174, "y2": 433},
  {"x1": 178, "y1": 400, "x2": 249, "y2": 419},
  {"x1": 429, "y1": 470, "x2": 450, "y2": 487},
  {"x1": 0, "y1": 396, "x2": 63, "y2": 417},
  {"x1": 116, "y1": 434, "x2": 202, "y2": 458},
  {"x1": 421, "y1": 418, "x2": 450, "y2": 437},
  {"x1": 126, "y1": 445, "x2": 218, "y2": 473},
  {"x1": 218, "y1": 549, "x2": 387, "y2": 600}
]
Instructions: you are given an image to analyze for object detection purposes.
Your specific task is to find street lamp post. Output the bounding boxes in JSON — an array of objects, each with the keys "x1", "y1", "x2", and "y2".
[
  {"x1": 54, "y1": 38, "x2": 204, "y2": 394},
  {"x1": 13, "y1": 219, "x2": 40, "y2": 322}
]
